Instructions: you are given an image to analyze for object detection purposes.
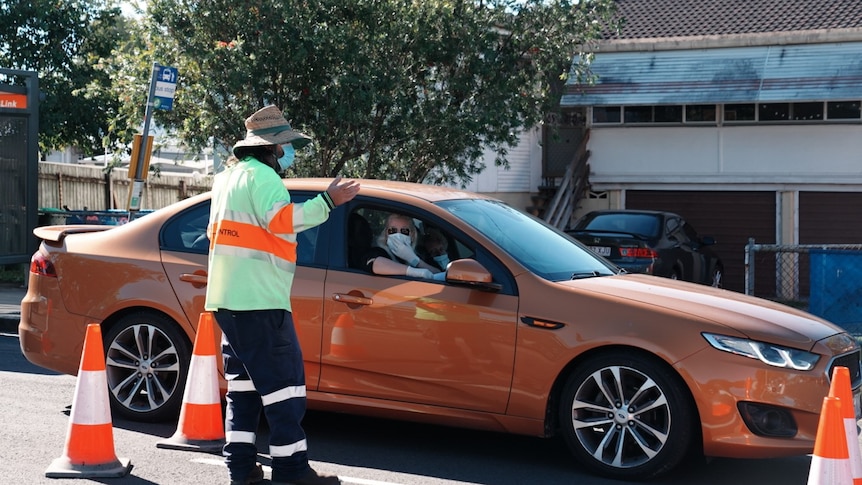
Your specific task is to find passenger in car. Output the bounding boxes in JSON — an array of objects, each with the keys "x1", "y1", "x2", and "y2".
[
  {"x1": 362, "y1": 213, "x2": 445, "y2": 280},
  {"x1": 420, "y1": 227, "x2": 451, "y2": 271}
]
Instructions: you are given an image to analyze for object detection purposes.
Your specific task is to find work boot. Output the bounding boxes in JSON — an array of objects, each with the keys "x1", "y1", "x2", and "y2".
[
  {"x1": 229, "y1": 463, "x2": 264, "y2": 485},
  {"x1": 272, "y1": 467, "x2": 341, "y2": 485}
]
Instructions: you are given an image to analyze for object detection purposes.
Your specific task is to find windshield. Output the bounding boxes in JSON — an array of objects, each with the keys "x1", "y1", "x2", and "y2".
[{"x1": 439, "y1": 199, "x2": 617, "y2": 281}]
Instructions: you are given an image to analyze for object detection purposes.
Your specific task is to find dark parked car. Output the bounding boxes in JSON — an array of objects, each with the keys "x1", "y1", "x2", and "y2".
[{"x1": 567, "y1": 210, "x2": 723, "y2": 287}]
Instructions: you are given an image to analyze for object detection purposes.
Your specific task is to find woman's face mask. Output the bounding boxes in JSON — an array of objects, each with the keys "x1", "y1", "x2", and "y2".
[{"x1": 277, "y1": 144, "x2": 295, "y2": 171}]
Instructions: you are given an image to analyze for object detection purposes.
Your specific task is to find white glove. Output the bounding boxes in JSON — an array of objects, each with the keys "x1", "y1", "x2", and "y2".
[
  {"x1": 406, "y1": 266, "x2": 434, "y2": 279},
  {"x1": 387, "y1": 233, "x2": 420, "y2": 266}
]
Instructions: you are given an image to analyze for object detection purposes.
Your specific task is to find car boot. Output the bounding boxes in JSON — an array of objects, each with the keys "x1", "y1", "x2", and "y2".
[
  {"x1": 272, "y1": 467, "x2": 341, "y2": 485},
  {"x1": 229, "y1": 463, "x2": 264, "y2": 485}
]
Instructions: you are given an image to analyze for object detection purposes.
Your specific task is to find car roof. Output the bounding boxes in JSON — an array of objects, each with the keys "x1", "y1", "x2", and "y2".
[{"x1": 284, "y1": 178, "x2": 494, "y2": 204}]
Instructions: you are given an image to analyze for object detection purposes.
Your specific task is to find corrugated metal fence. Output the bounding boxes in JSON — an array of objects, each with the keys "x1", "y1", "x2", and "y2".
[{"x1": 38, "y1": 161, "x2": 212, "y2": 212}]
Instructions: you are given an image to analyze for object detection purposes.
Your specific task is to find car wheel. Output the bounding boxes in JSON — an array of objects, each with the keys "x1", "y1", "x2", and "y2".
[
  {"x1": 710, "y1": 266, "x2": 723, "y2": 288},
  {"x1": 558, "y1": 351, "x2": 696, "y2": 480},
  {"x1": 103, "y1": 312, "x2": 191, "y2": 422}
]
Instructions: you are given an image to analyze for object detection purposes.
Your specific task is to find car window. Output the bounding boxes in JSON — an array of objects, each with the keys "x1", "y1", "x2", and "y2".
[
  {"x1": 582, "y1": 213, "x2": 661, "y2": 238},
  {"x1": 160, "y1": 202, "x2": 211, "y2": 253},
  {"x1": 344, "y1": 206, "x2": 475, "y2": 272},
  {"x1": 160, "y1": 192, "x2": 319, "y2": 265},
  {"x1": 440, "y1": 199, "x2": 616, "y2": 282}
]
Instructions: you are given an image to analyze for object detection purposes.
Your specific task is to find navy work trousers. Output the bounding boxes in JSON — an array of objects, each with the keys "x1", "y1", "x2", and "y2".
[{"x1": 213, "y1": 309, "x2": 312, "y2": 483}]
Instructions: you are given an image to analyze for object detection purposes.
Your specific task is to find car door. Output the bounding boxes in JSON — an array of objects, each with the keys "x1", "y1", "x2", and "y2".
[
  {"x1": 318, "y1": 201, "x2": 519, "y2": 414},
  {"x1": 158, "y1": 191, "x2": 327, "y2": 389}
]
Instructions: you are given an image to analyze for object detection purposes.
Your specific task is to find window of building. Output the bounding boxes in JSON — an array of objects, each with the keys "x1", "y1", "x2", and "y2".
[
  {"x1": 685, "y1": 105, "x2": 716, "y2": 122},
  {"x1": 655, "y1": 106, "x2": 683, "y2": 122},
  {"x1": 624, "y1": 106, "x2": 653, "y2": 123},
  {"x1": 724, "y1": 104, "x2": 756, "y2": 122},
  {"x1": 827, "y1": 101, "x2": 861, "y2": 120},
  {"x1": 592, "y1": 106, "x2": 621, "y2": 123},
  {"x1": 588, "y1": 100, "x2": 862, "y2": 126},
  {"x1": 791, "y1": 102, "x2": 823, "y2": 121},
  {"x1": 759, "y1": 103, "x2": 790, "y2": 121}
]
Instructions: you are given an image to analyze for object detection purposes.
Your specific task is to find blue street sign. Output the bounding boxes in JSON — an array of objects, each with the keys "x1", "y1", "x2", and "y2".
[{"x1": 154, "y1": 66, "x2": 178, "y2": 111}]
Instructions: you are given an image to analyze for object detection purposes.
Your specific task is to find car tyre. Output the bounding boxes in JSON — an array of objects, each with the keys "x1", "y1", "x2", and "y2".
[
  {"x1": 103, "y1": 312, "x2": 191, "y2": 422},
  {"x1": 558, "y1": 351, "x2": 696, "y2": 480}
]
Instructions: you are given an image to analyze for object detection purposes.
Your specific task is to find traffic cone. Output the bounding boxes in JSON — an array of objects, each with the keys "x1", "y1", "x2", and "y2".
[
  {"x1": 157, "y1": 312, "x2": 225, "y2": 452},
  {"x1": 829, "y1": 366, "x2": 862, "y2": 485},
  {"x1": 45, "y1": 324, "x2": 132, "y2": 478},
  {"x1": 807, "y1": 396, "x2": 853, "y2": 485}
]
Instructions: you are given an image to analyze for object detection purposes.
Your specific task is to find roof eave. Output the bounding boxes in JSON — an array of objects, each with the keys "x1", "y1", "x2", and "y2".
[{"x1": 581, "y1": 27, "x2": 862, "y2": 53}]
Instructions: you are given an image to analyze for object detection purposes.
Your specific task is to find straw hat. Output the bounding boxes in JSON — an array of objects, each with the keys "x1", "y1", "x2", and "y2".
[{"x1": 232, "y1": 105, "x2": 311, "y2": 154}]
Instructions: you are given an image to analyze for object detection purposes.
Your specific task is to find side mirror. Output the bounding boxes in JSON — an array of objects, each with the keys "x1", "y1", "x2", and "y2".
[{"x1": 445, "y1": 259, "x2": 502, "y2": 292}]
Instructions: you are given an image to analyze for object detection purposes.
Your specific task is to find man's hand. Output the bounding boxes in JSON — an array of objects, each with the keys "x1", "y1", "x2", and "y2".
[{"x1": 326, "y1": 176, "x2": 360, "y2": 206}]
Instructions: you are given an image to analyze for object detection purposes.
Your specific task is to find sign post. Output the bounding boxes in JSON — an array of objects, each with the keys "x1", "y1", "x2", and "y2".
[{"x1": 128, "y1": 62, "x2": 178, "y2": 212}]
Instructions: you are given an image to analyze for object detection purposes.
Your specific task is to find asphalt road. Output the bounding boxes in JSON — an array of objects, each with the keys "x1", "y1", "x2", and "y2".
[{"x1": 0, "y1": 330, "x2": 820, "y2": 485}]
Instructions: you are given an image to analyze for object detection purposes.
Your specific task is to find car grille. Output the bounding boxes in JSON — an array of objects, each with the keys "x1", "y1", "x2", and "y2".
[{"x1": 828, "y1": 350, "x2": 862, "y2": 389}]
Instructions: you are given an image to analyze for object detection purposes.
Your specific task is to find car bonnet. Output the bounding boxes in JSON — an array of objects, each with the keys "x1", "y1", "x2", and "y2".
[{"x1": 560, "y1": 274, "x2": 845, "y2": 349}]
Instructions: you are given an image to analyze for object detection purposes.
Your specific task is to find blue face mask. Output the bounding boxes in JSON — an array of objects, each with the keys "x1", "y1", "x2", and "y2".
[{"x1": 276, "y1": 144, "x2": 295, "y2": 171}]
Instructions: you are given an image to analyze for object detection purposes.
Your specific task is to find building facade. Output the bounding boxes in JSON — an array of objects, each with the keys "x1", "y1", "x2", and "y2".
[{"x1": 560, "y1": 0, "x2": 862, "y2": 292}]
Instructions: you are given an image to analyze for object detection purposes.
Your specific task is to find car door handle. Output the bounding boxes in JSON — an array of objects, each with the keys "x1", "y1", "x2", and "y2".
[
  {"x1": 332, "y1": 293, "x2": 372, "y2": 306},
  {"x1": 179, "y1": 272, "x2": 208, "y2": 288}
]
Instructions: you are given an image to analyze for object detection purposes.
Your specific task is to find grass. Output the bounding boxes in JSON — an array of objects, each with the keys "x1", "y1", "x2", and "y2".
[{"x1": 0, "y1": 264, "x2": 26, "y2": 286}]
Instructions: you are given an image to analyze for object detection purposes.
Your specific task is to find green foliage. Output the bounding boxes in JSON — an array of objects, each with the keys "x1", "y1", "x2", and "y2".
[
  {"x1": 0, "y1": 0, "x2": 128, "y2": 154},
  {"x1": 3, "y1": 0, "x2": 617, "y2": 185},
  {"x1": 127, "y1": 0, "x2": 617, "y2": 184}
]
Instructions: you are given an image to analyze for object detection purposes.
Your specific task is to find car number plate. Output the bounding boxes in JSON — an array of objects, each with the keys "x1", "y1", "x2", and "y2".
[{"x1": 590, "y1": 246, "x2": 611, "y2": 257}]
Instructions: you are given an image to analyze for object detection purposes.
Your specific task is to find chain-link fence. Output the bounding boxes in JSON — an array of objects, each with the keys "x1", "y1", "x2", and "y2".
[{"x1": 745, "y1": 238, "x2": 862, "y2": 335}]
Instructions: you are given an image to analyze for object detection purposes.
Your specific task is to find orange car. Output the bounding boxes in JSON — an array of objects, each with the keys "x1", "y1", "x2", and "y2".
[{"x1": 19, "y1": 179, "x2": 861, "y2": 480}]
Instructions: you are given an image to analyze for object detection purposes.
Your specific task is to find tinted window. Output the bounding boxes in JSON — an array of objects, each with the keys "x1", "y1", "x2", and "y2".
[
  {"x1": 160, "y1": 192, "x2": 319, "y2": 265},
  {"x1": 161, "y1": 201, "x2": 211, "y2": 253},
  {"x1": 580, "y1": 213, "x2": 661, "y2": 239}
]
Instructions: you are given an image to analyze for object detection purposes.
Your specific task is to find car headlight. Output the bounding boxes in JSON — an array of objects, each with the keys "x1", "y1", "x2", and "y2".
[{"x1": 703, "y1": 333, "x2": 820, "y2": 370}]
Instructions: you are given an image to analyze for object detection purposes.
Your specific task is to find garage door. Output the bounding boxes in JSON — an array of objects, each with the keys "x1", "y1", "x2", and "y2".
[
  {"x1": 625, "y1": 191, "x2": 776, "y2": 294},
  {"x1": 800, "y1": 192, "x2": 862, "y2": 244}
]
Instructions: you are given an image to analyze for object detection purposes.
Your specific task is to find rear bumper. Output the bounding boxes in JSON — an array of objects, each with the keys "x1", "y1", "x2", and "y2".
[{"x1": 18, "y1": 276, "x2": 90, "y2": 376}]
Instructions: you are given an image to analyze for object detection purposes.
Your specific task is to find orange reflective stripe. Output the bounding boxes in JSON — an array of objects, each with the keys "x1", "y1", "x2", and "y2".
[
  {"x1": 269, "y1": 203, "x2": 295, "y2": 234},
  {"x1": 213, "y1": 220, "x2": 297, "y2": 262}
]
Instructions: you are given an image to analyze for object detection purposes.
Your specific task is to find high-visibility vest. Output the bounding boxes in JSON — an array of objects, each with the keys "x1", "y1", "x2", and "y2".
[{"x1": 204, "y1": 156, "x2": 334, "y2": 312}]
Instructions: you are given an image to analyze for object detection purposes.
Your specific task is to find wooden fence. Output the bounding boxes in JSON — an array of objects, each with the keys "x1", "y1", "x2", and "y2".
[{"x1": 38, "y1": 162, "x2": 213, "y2": 212}]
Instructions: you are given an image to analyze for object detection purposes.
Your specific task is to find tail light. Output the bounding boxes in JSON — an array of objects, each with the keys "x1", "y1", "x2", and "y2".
[
  {"x1": 619, "y1": 247, "x2": 658, "y2": 259},
  {"x1": 30, "y1": 252, "x2": 57, "y2": 278}
]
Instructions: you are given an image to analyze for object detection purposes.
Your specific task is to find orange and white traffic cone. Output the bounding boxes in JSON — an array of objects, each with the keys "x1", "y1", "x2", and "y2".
[
  {"x1": 45, "y1": 323, "x2": 132, "y2": 478},
  {"x1": 829, "y1": 366, "x2": 862, "y2": 485},
  {"x1": 807, "y1": 396, "x2": 853, "y2": 485},
  {"x1": 157, "y1": 312, "x2": 225, "y2": 452}
]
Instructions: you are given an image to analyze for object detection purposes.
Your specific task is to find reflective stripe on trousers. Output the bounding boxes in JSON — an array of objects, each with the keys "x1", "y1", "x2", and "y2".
[{"x1": 213, "y1": 309, "x2": 312, "y2": 482}]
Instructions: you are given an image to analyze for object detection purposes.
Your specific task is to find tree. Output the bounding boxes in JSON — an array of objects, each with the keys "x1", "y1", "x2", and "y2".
[
  {"x1": 121, "y1": 0, "x2": 617, "y2": 184},
  {"x1": 0, "y1": 0, "x2": 128, "y2": 155}
]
